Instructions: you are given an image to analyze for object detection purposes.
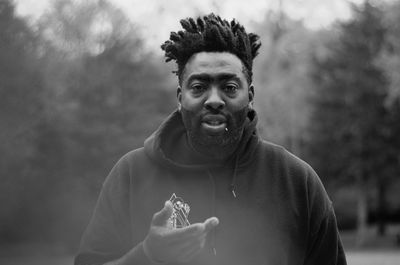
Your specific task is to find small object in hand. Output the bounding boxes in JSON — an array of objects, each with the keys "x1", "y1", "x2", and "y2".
[{"x1": 168, "y1": 193, "x2": 190, "y2": 228}]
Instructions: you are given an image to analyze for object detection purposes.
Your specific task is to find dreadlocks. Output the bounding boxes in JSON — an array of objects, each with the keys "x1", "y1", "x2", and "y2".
[{"x1": 161, "y1": 13, "x2": 261, "y2": 84}]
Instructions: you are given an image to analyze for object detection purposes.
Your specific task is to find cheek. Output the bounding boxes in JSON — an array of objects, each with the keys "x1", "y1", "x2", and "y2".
[
  {"x1": 181, "y1": 108, "x2": 200, "y2": 130},
  {"x1": 228, "y1": 96, "x2": 249, "y2": 111},
  {"x1": 181, "y1": 94, "x2": 204, "y2": 111}
]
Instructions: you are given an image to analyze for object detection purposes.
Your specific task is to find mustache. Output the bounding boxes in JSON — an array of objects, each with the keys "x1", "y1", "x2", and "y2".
[
  {"x1": 200, "y1": 109, "x2": 229, "y2": 117},
  {"x1": 181, "y1": 108, "x2": 229, "y2": 120},
  {"x1": 181, "y1": 106, "x2": 249, "y2": 118}
]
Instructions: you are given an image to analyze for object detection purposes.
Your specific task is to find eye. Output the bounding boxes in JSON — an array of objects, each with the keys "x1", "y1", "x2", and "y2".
[
  {"x1": 190, "y1": 83, "x2": 206, "y2": 94},
  {"x1": 223, "y1": 83, "x2": 238, "y2": 93}
]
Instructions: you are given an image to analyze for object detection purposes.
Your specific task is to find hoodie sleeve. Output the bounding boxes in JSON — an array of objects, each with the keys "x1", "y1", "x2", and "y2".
[
  {"x1": 303, "y1": 168, "x2": 347, "y2": 265},
  {"x1": 304, "y1": 207, "x2": 347, "y2": 265},
  {"x1": 74, "y1": 157, "x2": 134, "y2": 265}
]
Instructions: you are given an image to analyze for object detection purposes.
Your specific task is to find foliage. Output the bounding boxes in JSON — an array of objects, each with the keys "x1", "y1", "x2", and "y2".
[
  {"x1": 36, "y1": 0, "x2": 176, "y2": 245},
  {"x1": 0, "y1": 0, "x2": 45, "y2": 242},
  {"x1": 306, "y1": 1, "x2": 389, "y2": 185},
  {"x1": 379, "y1": 0, "x2": 400, "y2": 105},
  {"x1": 0, "y1": 0, "x2": 176, "y2": 246},
  {"x1": 252, "y1": 12, "x2": 322, "y2": 156},
  {"x1": 306, "y1": 0, "x2": 400, "y2": 241}
]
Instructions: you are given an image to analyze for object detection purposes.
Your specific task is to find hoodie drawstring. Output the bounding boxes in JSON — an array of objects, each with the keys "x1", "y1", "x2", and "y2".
[
  {"x1": 230, "y1": 155, "x2": 240, "y2": 198},
  {"x1": 207, "y1": 171, "x2": 217, "y2": 256}
]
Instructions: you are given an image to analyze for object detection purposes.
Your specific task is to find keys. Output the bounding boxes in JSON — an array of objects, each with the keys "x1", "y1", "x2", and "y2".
[{"x1": 168, "y1": 193, "x2": 190, "y2": 228}]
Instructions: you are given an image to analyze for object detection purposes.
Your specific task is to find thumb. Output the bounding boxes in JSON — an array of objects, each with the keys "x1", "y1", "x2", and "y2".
[
  {"x1": 203, "y1": 217, "x2": 219, "y2": 233},
  {"x1": 152, "y1": 201, "x2": 174, "y2": 226}
]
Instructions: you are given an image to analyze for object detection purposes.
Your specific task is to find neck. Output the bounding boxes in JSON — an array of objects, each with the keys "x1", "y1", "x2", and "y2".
[{"x1": 186, "y1": 133, "x2": 236, "y2": 162}]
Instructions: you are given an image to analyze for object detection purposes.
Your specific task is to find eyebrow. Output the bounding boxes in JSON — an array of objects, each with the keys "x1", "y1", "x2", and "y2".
[{"x1": 187, "y1": 73, "x2": 240, "y2": 84}]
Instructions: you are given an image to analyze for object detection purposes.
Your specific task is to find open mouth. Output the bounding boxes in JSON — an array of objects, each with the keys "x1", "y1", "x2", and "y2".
[
  {"x1": 205, "y1": 120, "x2": 224, "y2": 126},
  {"x1": 201, "y1": 115, "x2": 227, "y2": 133}
]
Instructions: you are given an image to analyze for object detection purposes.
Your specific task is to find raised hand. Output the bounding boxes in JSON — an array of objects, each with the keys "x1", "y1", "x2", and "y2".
[{"x1": 143, "y1": 201, "x2": 219, "y2": 263}]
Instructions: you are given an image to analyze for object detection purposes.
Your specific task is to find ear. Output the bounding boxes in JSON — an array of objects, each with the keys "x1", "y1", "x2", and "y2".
[
  {"x1": 248, "y1": 84, "x2": 255, "y2": 107},
  {"x1": 177, "y1": 86, "x2": 182, "y2": 102},
  {"x1": 177, "y1": 86, "x2": 182, "y2": 109}
]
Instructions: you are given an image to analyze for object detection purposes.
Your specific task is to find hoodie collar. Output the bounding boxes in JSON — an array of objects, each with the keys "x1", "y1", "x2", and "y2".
[{"x1": 144, "y1": 109, "x2": 260, "y2": 171}]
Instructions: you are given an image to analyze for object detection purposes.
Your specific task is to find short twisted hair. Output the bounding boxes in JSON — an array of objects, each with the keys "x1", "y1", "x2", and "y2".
[{"x1": 161, "y1": 13, "x2": 261, "y2": 85}]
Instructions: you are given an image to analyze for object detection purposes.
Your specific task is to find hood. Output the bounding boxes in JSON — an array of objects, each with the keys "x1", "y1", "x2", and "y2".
[{"x1": 144, "y1": 109, "x2": 260, "y2": 171}]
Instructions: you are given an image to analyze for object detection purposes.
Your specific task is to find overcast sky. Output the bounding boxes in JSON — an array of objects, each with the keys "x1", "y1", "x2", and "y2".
[{"x1": 15, "y1": 0, "x2": 388, "y2": 51}]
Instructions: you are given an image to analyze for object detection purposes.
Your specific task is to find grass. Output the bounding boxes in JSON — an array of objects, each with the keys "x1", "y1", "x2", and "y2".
[
  {"x1": 347, "y1": 250, "x2": 400, "y2": 265},
  {"x1": 342, "y1": 224, "x2": 400, "y2": 265}
]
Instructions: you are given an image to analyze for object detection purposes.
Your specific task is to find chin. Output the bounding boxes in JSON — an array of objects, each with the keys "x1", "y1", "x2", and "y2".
[
  {"x1": 180, "y1": 106, "x2": 249, "y2": 159},
  {"x1": 188, "y1": 126, "x2": 244, "y2": 159}
]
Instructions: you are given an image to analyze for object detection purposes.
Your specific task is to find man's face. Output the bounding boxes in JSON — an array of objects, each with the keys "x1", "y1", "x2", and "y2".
[{"x1": 177, "y1": 52, "x2": 254, "y2": 158}]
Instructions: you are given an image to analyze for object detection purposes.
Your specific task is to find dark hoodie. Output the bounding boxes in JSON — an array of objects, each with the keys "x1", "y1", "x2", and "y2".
[{"x1": 75, "y1": 110, "x2": 347, "y2": 265}]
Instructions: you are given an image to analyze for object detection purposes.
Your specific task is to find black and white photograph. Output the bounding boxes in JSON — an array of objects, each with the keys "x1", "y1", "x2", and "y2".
[{"x1": 1, "y1": 0, "x2": 400, "y2": 264}]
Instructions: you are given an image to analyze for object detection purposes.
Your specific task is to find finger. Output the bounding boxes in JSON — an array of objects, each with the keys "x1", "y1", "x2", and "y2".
[
  {"x1": 165, "y1": 223, "x2": 205, "y2": 243},
  {"x1": 168, "y1": 217, "x2": 218, "y2": 242},
  {"x1": 152, "y1": 201, "x2": 174, "y2": 226},
  {"x1": 204, "y1": 217, "x2": 219, "y2": 233}
]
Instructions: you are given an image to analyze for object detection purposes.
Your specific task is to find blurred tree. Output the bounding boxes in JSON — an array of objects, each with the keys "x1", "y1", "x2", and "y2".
[
  {"x1": 307, "y1": 1, "x2": 397, "y2": 245},
  {"x1": 379, "y1": 0, "x2": 400, "y2": 106},
  {"x1": 38, "y1": 0, "x2": 143, "y2": 57},
  {"x1": 34, "y1": 0, "x2": 175, "y2": 246},
  {"x1": 0, "y1": 0, "x2": 46, "y2": 242},
  {"x1": 373, "y1": 100, "x2": 400, "y2": 235},
  {"x1": 253, "y1": 12, "x2": 318, "y2": 157},
  {"x1": 374, "y1": 0, "x2": 400, "y2": 235}
]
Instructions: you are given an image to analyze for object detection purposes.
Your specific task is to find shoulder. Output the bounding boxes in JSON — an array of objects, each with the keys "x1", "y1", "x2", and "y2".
[
  {"x1": 111, "y1": 147, "x2": 152, "y2": 173},
  {"x1": 119, "y1": 147, "x2": 148, "y2": 165},
  {"x1": 102, "y1": 147, "x2": 149, "y2": 187},
  {"x1": 257, "y1": 139, "x2": 315, "y2": 176},
  {"x1": 257, "y1": 139, "x2": 332, "y2": 214}
]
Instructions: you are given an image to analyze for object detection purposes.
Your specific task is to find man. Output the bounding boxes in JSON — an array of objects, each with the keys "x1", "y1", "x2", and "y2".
[{"x1": 75, "y1": 14, "x2": 347, "y2": 265}]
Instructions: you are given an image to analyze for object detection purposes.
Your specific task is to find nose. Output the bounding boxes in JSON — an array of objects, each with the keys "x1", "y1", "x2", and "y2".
[{"x1": 204, "y1": 87, "x2": 225, "y2": 110}]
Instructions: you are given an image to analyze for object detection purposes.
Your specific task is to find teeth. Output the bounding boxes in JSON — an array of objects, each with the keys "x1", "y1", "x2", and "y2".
[{"x1": 207, "y1": 121, "x2": 222, "y2": 125}]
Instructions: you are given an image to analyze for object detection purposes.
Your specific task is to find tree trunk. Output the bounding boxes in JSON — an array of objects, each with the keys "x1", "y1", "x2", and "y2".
[
  {"x1": 377, "y1": 181, "x2": 387, "y2": 236},
  {"x1": 355, "y1": 175, "x2": 368, "y2": 247}
]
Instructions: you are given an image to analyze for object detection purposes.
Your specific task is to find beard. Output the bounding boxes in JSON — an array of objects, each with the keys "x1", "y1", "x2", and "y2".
[{"x1": 180, "y1": 106, "x2": 249, "y2": 159}]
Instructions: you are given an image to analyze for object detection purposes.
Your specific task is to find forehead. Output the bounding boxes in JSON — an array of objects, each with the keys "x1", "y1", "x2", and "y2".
[{"x1": 182, "y1": 52, "x2": 245, "y2": 82}]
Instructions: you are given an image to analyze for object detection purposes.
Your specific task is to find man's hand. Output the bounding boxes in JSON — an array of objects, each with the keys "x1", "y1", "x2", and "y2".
[{"x1": 143, "y1": 201, "x2": 219, "y2": 264}]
